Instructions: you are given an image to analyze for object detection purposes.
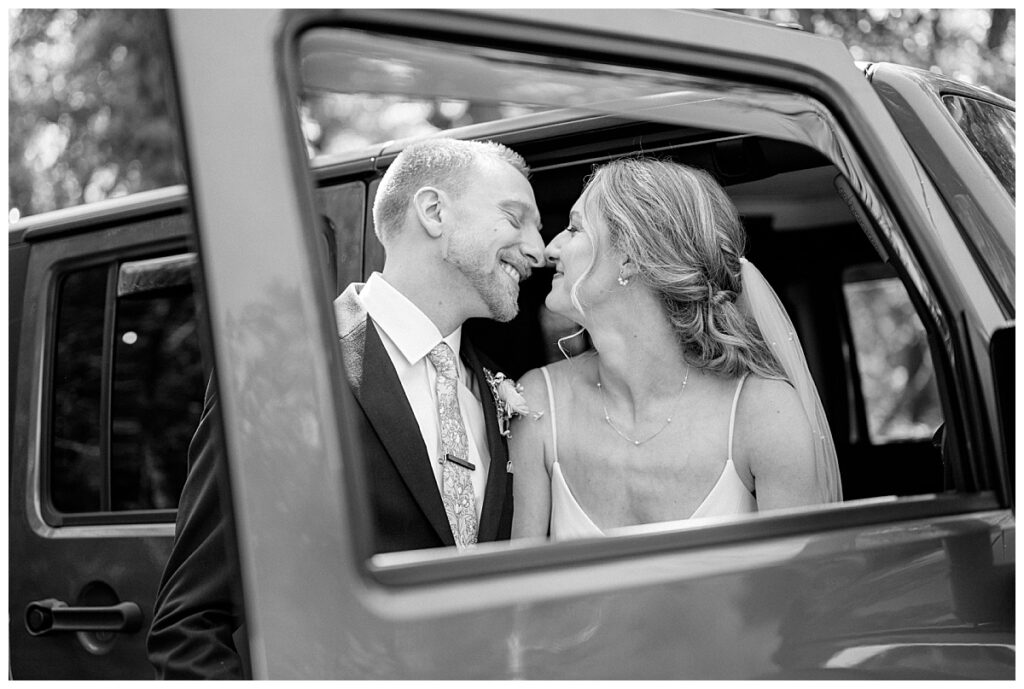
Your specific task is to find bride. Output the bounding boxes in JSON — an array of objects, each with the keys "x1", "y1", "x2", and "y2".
[{"x1": 510, "y1": 158, "x2": 842, "y2": 540}]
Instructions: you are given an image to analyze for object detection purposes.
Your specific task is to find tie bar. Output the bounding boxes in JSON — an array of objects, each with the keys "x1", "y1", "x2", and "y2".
[{"x1": 441, "y1": 453, "x2": 476, "y2": 471}]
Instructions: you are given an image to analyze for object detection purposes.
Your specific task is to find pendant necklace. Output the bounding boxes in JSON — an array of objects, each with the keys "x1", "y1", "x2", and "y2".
[{"x1": 596, "y1": 364, "x2": 690, "y2": 446}]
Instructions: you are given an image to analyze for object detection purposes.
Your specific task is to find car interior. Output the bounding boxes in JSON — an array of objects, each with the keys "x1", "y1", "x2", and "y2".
[{"x1": 310, "y1": 114, "x2": 948, "y2": 508}]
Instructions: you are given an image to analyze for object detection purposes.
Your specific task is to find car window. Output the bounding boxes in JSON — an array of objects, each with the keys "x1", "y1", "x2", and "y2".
[
  {"x1": 842, "y1": 265, "x2": 942, "y2": 444},
  {"x1": 49, "y1": 254, "x2": 203, "y2": 519},
  {"x1": 942, "y1": 95, "x2": 1015, "y2": 200},
  {"x1": 315, "y1": 181, "x2": 367, "y2": 290},
  {"x1": 51, "y1": 266, "x2": 107, "y2": 512},
  {"x1": 295, "y1": 22, "x2": 976, "y2": 565}
]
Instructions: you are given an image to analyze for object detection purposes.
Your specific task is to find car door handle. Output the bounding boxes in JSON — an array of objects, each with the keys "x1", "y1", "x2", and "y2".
[{"x1": 24, "y1": 599, "x2": 143, "y2": 637}]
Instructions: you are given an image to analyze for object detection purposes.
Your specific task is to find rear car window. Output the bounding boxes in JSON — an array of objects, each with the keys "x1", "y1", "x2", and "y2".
[
  {"x1": 842, "y1": 266, "x2": 942, "y2": 444},
  {"x1": 50, "y1": 256, "x2": 203, "y2": 517},
  {"x1": 942, "y1": 95, "x2": 1015, "y2": 200}
]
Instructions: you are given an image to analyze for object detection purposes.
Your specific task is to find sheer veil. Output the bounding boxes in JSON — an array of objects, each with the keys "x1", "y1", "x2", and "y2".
[{"x1": 737, "y1": 258, "x2": 843, "y2": 502}]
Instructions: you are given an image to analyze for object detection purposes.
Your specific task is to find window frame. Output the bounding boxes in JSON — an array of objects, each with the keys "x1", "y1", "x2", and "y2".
[
  {"x1": 272, "y1": 9, "x2": 1011, "y2": 585},
  {"x1": 840, "y1": 262, "x2": 943, "y2": 447},
  {"x1": 29, "y1": 204, "x2": 196, "y2": 529},
  {"x1": 46, "y1": 261, "x2": 115, "y2": 516}
]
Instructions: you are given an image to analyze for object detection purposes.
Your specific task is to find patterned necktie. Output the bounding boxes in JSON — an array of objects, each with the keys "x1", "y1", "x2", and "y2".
[{"x1": 426, "y1": 342, "x2": 478, "y2": 549}]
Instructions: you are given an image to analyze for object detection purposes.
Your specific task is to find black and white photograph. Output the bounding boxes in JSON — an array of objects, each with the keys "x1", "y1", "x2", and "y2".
[{"x1": 7, "y1": 8, "x2": 1015, "y2": 680}]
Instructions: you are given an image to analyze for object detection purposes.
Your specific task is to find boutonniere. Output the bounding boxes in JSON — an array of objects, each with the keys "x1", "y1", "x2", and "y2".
[{"x1": 483, "y1": 368, "x2": 542, "y2": 439}]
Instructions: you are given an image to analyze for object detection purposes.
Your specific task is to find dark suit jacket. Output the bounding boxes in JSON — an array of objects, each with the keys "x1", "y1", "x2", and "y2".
[{"x1": 147, "y1": 284, "x2": 513, "y2": 679}]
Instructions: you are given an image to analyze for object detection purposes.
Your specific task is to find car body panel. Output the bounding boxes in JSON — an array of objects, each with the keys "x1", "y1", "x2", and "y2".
[
  {"x1": 8, "y1": 202, "x2": 189, "y2": 679},
  {"x1": 168, "y1": 9, "x2": 360, "y2": 678},
  {"x1": 365, "y1": 508, "x2": 1013, "y2": 680}
]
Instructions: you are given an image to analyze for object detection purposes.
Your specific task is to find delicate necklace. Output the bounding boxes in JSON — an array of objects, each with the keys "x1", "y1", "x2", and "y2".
[{"x1": 596, "y1": 365, "x2": 690, "y2": 446}]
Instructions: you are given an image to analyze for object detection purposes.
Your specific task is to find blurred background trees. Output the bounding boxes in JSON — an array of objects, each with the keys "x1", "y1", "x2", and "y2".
[
  {"x1": 7, "y1": 8, "x2": 1016, "y2": 219},
  {"x1": 726, "y1": 9, "x2": 1015, "y2": 99},
  {"x1": 9, "y1": 9, "x2": 182, "y2": 221}
]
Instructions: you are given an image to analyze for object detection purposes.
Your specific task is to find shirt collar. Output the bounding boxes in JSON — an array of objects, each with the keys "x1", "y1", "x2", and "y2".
[{"x1": 359, "y1": 272, "x2": 463, "y2": 368}]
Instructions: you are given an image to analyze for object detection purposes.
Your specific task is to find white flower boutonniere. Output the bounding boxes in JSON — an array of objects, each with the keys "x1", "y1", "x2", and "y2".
[{"x1": 483, "y1": 368, "x2": 542, "y2": 440}]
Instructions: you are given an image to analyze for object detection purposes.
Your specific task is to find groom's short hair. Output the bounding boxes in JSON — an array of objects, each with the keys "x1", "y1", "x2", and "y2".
[{"x1": 372, "y1": 138, "x2": 529, "y2": 246}]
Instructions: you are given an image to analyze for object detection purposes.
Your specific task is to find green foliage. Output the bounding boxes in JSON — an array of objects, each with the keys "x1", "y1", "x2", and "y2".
[{"x1": 8, "y1": 9, "x2": 183, "y2": 219}]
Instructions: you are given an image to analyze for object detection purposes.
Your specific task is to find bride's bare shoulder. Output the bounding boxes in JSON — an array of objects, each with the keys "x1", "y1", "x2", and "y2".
[
  {"x1": 741, "y1": 376, "x2": 805, "y2": 416},
  {"x1": 514, "y1": 367, "x2": 551, "y2": 411},
  {"x1": 515, "y1": 354, "x2": 595, "y2": 422},
  {"x1": 537, "y1": 351, "x2": 597, "y2": 388},
  {"x1": 735, "y1": 375, "x2": 813, "y2": 460}
]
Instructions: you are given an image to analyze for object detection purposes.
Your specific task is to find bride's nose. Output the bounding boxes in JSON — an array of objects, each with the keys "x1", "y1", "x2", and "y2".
[{"x1": 543, "y1": 235, "x2": 562, "y2": 267}]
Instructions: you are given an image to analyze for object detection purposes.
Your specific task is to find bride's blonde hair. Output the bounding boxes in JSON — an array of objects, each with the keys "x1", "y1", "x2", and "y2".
[{"x1": 582, "y1": 157, "x2": 785, "y2": 379}]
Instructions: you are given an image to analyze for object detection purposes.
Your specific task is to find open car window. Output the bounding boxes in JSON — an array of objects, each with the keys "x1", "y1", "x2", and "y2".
[{"x1": 291, "y1": 23, "x2": 994, "y2": 573}]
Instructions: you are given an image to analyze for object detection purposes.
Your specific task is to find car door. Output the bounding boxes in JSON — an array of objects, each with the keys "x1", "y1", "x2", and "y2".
[
  {"x1": 865, "y1": 64, "x2": 1015, "y2": 508},
  {"x1": 6, "y1": 179, "x2": 368, "y2": 681},
  {"x1": 8, "y1": 189, "x2": 203, "y2": 679},
  {"x1": 167, "y1": 9, "x2": 1013, "y2": 679}
]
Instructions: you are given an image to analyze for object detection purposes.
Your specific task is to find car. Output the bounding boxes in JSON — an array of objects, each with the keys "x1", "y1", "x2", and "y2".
[{"x1": 8, "y1": 8, "x2": 1014, "y2": 679}]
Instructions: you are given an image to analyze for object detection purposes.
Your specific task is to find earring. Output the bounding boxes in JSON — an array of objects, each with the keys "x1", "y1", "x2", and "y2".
[{"x1": 617, "y1": 274, "x2": 629, "y2": 287}]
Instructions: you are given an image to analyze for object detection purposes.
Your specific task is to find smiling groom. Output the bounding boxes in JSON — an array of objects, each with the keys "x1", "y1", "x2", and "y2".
[
  {"x1": 334, "y1": 137, "x2": 545, "y2": 551},
  {"x1": 148, "y1": 138, "x2": 545, "y2": 679}
]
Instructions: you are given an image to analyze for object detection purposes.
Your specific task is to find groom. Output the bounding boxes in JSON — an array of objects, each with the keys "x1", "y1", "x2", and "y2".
[{"x1": 148, "y1": 138, "x2": 545, "y2": 678}]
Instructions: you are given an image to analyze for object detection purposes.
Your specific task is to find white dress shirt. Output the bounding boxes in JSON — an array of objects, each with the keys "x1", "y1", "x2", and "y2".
[{"x1": 353, "y1": 272, "x2": 490, "y2": 521}]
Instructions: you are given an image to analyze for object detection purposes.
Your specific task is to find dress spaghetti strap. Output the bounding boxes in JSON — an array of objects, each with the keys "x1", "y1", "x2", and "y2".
[
  {"x1": 540, "y1": 366, "x2": 559, "y2": 464},
  {"x1": 727, "y1": 373, "x2": 750, "y2": 463}
]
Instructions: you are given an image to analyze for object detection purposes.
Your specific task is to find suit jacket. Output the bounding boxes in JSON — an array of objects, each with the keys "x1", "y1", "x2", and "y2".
[
  {"x1": 147, "y1": 283, "x2": 513, "y2": 679},
  {"x1": 333, "y1": 283, "x2": 513, "y2": 550}
]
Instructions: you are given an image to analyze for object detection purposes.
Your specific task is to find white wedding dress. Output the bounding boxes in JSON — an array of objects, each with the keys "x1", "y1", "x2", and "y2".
[{"x1": 541, "y1": 366, "x2": 757, "y2": 540}]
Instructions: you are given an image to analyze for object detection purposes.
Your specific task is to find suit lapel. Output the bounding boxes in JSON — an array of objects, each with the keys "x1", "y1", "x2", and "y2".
[
  {"x1": 334, "y1": 286, "x2": 455, "y2": 547},
  {"x1": 461, "y1": 339, "x2": 510, "y2": 543}
]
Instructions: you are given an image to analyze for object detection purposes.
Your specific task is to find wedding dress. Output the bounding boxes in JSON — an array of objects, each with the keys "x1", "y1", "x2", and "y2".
[{"x1": 540, "y1": 366, "x2": 757, "y2": 540}]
